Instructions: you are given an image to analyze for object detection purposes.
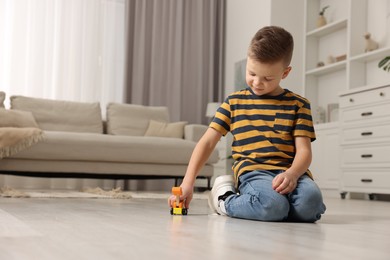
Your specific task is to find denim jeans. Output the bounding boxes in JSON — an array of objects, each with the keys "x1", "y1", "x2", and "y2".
[{"x1": 224, "y1": 170, "x2": 326, "y2": 222}]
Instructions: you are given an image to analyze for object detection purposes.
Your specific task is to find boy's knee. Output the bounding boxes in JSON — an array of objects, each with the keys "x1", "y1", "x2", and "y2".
[
  {"x1": 292, "y1": 203, "x2": 326, "y2": 223},
  {"x1": 252, "y1": 192, "x2": 290, "y2": 221},
  {"x1": 301, "y1": 186, "x2": 323, "y2": 203},
  {"x1": 293, "y1": 179, "x2": 325, "y2": 206},
  {"x1": 289, "y1": 189, "x2": 326, "y2": 222}
]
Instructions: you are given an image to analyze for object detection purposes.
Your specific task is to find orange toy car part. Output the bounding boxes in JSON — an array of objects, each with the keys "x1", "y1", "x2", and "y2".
[{"x1": 170, "y1": 187, "x2": 188, "y2": 215}]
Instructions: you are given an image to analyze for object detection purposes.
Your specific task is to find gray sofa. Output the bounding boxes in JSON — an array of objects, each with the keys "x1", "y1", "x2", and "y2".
[{"x1": 0, "y1": 93, "x2": 218, "y2": 188}]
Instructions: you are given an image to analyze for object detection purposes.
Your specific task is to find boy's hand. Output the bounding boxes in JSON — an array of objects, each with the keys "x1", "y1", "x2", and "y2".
[
  {"x1": 167, "y1": 183, "x2": 194, "y2": 209},
  {"x1": 272, "y1": 172, "x2": 298, "y2": 195}
]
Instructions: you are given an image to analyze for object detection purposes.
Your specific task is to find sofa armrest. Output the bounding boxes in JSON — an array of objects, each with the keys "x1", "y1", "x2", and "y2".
[{"x1": 184, "y1": 124, "x2": 208, "y2": 142}]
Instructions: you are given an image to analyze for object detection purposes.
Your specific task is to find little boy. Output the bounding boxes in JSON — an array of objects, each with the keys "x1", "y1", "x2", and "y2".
[{"x1": 169, "y1": 26, "x2": 326, "y2": 222}]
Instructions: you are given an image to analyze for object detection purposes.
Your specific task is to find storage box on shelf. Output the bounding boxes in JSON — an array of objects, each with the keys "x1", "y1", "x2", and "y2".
[{"x1": 339, "y1": 84, "x2": 390, "y2": 199}]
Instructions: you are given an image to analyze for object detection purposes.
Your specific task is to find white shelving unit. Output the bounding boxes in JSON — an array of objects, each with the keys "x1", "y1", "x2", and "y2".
[
  {"x1": 303, "y1": 0, "x2": 390, "y2": 125},
  {"x1": 303, "y1": 0, "x2": 390, "y2": 191}
]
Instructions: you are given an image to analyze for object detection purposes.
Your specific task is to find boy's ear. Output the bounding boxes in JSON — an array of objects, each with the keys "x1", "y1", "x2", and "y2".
[{"x1": 282, "y1": 66, "x2": 292, "y2": 79}]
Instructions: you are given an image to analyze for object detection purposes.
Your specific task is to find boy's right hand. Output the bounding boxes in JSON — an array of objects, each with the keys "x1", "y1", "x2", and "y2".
[{"x1": 168, "y1": 184, "x2": 194, "y2": 209}]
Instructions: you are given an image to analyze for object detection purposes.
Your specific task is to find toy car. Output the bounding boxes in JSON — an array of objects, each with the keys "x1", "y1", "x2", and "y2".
[{"x1": 170, "y1": 187, "x2": 188, "y2": 215}]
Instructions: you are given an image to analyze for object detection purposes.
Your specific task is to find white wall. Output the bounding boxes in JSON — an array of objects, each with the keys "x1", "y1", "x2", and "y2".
[
  {"x1": 224, "y1": 0, "x2": 305, "y2": 97},
  {"x1": 270, "y1": 0, "x2": 305, "y2": 96},
  {"x1": 224, "y1": 0, "x2": 271, "y2": 96}
]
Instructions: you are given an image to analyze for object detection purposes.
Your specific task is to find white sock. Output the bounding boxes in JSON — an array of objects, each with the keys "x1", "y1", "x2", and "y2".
[{"x1": 218, "y1": 200, "x2": 227, "y2": 215}]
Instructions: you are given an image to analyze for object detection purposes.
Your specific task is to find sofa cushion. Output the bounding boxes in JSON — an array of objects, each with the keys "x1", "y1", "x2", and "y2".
[
  {"x1": 10, "y1": 96, "x2": 103, "y2": 133},
  {"x1": 0, "y1": 109, "x2": 39, "y2": 128},
  {"x1": 184, "y1": 124, "x2": 208, "y2": 142},
  {"x1": 0, "y1": 91, "x2": 5, "y2": 108},
  {"x1": 107, "y1": 103, "x2": 169, "y2": 136},
  {"x1": 144, "y1": 120, "x2": 187, "y2": 138},
  {"x1": 11, "y1": 131, "x2": 219, "y2": 165}
]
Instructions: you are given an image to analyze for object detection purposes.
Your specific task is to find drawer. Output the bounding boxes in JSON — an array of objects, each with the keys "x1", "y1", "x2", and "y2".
[
  {"x1": 340, "y1": 103, "x2": 390, "y2": 124},
  {"x1": 341, "y1": 123, "x2": 390, "y2": 144},
  {"x1": 340, "y1": 85, "x2": 390, "y2": 108},
  {"x1": 341, "y1": 144, "x2": 390, "y2": 167},
  {"x1": 342, "y1": 171, "x2": 390, "y2": 189}
]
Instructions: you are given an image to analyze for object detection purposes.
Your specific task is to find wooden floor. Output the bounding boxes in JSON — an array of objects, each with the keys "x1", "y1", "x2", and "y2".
[{"x1": 0, "y1": 193, "x2": 390, "y2": 260}]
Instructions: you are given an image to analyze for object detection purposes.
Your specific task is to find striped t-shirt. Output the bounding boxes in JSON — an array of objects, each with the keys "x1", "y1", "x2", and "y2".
[{"x1": 210, "y1": 88, "x2": 316, "y2": 183}]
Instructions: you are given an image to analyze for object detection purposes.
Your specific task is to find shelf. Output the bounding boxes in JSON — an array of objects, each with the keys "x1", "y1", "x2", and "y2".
[
  {"x1": 350, "y1": 46, "x2": 390, "y2": 63},
  {"x1": 306, "y1": 61, "x2": 346, "y2": 76},
  {"x1": 306, "y1": 19, "x2": 348, "y2": 38},
  {"x1": 339, "y1": 83, "x2": 390, "y2": 97}
]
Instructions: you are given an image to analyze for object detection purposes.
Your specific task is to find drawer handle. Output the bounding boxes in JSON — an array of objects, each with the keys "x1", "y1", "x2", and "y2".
[
  {"x1": 361, "y1": 112, "x2": 373, "y2": 117},
  {"x1": 361, "y1": 132, "x2": 373, "y2": 136},
  {"x1": 361, "y1": 179, "x2": 373, "y2": 183},
  {"x1": 349, "y1": 98, "x2": 354, "y2": 103},
  {"x1": 361, "y1": 154, "x2": 373, "y2": 158},
  {"x1": 380, "y1": 92, "x2": 385, "y2": 97}
]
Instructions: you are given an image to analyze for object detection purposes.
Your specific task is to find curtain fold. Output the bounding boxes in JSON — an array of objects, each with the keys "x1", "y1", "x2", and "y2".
[
  {"x1": 0, "y1": 0, "x2": 126, "y2": 190},
  {"x1": 0, "y1": 0, "x2": 125, "y2": 111},
  {"x1": 124, "y1": 0, "x2": 225, "y2": 124}
]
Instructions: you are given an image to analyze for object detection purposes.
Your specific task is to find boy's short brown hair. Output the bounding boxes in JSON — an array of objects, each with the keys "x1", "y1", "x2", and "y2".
[{"x1": 247, "y1": 26, "x2": 294, "y2": 67}]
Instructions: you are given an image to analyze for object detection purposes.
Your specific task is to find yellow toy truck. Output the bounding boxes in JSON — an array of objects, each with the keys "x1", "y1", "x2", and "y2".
[{"x1": 170, "y1": 187, "x2": 188, "y2": 215}]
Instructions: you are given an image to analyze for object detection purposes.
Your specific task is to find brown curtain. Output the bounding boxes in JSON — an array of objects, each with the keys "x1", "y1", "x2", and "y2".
[{"x1": 124, "y1": 0, "x2": 225, "y2": 124}]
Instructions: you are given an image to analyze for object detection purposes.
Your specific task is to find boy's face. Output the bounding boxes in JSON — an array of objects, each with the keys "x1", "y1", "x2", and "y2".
[{"x1": 246, "y1": 57, "x2": 291, "y2": 96}]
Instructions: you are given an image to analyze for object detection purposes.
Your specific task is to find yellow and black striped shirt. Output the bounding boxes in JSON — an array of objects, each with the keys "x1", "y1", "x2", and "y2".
[{"x1": 210, "y1": 88, "x2": 316, "y2": 183}]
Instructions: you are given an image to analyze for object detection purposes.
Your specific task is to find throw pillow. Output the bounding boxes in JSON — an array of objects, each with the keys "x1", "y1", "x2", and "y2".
[
  {"x1": 0, "y1": 91, "x2": 5, "y2": 108},
  {"x1": 144, "y1": 120, "x2": 187, "y2": 138},
  {"x1": 0, "y1": 109, "x2": 39, "y2": 128},
  {"x1": 0, "y1": 127, "x2": 43, "y2": 159}
]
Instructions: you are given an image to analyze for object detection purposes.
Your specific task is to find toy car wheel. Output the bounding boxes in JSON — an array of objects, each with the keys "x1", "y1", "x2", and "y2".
[
  {"x1": 170, "y1": 208, "x2": 173, "y2": 215},
  {"x1": 182, "y1": 208, "x2": 188, "y2": 215}
]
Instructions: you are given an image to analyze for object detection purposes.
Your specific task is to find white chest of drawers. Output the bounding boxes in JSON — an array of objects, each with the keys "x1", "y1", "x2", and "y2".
[{"x1": 339, "y1": 84, "x2": 390, "y2": 199}]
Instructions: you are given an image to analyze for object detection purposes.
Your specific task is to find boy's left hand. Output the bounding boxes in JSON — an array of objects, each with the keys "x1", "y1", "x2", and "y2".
[{"x1": 272, "y1": 172, "x2": 298, "y2": 195}]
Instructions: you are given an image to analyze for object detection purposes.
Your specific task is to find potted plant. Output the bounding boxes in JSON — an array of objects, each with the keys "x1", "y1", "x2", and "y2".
[
  {"x1": 379, "y1": 56, "x2": 390, "y2": 72},
  {"x1": 317, "y1": 5, "x2": 329, "y2": 28}
]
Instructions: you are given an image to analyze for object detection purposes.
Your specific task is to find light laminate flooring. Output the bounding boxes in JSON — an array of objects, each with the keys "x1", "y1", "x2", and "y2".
[{"x1": 0, "y1": 194, "x2": 390, "y2": 260}]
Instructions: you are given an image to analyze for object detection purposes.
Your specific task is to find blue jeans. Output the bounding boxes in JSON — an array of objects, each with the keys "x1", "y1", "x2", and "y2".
[{"x1": 224, "y1": 170, "x2": 326, "y2": 222}]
